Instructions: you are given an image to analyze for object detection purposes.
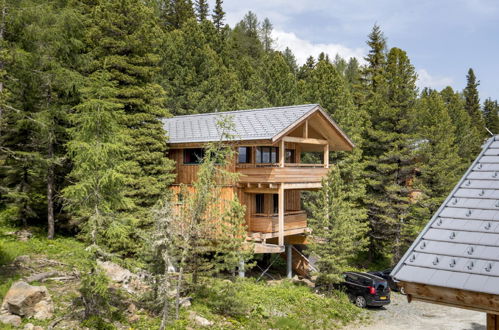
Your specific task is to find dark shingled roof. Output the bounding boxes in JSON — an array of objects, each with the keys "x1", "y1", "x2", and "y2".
[
  {"x1": 162, "y1": 104, "x2": 320, "y2": 144},
  {"x1": 392, "y1": 136, "x2": 499, "y2": 295}
]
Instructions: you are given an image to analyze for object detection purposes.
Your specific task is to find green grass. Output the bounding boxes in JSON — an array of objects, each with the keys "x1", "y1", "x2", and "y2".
[
  {"x1": 191, "y1": 278, "x2": 366, "y2": 329},
  {"x1": 0, "y1": 223, "x2": 365, "y2": 329}
]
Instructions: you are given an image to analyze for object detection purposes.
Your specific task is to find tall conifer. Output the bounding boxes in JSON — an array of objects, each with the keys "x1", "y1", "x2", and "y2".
[
  {"x1": 484, "y1": 98, "x2": 499, "y2": 134},
  {"x1": 464, "y1": 68, "x2": 485, "y2": 135},
  {"x1": 85, "y1": 0, "x2": 175, "y2": 224}
]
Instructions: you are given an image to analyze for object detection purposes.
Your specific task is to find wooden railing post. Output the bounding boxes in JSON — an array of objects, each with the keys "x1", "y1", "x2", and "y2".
[
  {"x1": 278, "y1": 184, "x2": 284, "y2": 246},
  {"x1": 488, "y1": 313, "x2": 499, "y2": 330},
  {"x1": 323, "y1": 143, "x2": 329, "y2": 168}
]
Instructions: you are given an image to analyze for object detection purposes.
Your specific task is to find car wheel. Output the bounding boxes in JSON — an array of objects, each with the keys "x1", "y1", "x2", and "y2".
[{"x1": 355, "y1": 296, "x2": 367, "y2": 308}]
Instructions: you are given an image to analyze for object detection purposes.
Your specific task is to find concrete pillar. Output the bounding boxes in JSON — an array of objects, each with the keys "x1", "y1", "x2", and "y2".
[
  {"x1": 286, "y1": 244, "x2": 292, "y2": 279},
  {"x1": 238, "y1": 259, "x2": 245, "y2": 278}
]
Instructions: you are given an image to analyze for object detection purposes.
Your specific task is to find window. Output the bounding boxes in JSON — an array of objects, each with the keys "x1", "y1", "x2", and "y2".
[
  {"x1": 256, "y1": 194, "x2": 264, "y2": 213},
  {"x1": 183, "y1": 148, "x2": 204, "y2": 164},
  {"x1": 273, "y1": 194, "x2": 278, "y2": 213},
  {"x1": 238, "y1": 147, "x2": 251, "y2": 163},
  {"x1": 256, "y1": 147, "x2": 279, "y2": 163},
  {"x1": 285, "y1": 149, "x2": 295, "y2": 163}
]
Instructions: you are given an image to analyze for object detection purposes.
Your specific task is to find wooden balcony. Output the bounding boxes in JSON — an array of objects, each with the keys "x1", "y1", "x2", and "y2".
[
  {"x1": 236, "y1": 164, "x2": 328, "y2": 184},
  {"x1": 249, "y1": 210, "x2": 307, "y2": 234}
]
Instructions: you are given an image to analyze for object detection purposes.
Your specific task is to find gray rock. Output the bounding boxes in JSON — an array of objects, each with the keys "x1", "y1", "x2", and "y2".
[
  {"x1": 96, "y1": 260, "x2": 148, "y2": 294},
  {"x1": 0, "y1": 312, "x2": 21, "y2": 326},
  {"x1": 1, "y1": 281, "x2": 53, "y2": 320},
  {"x1": 189, "y1": 311, "x2": 213, "y2": 327}
]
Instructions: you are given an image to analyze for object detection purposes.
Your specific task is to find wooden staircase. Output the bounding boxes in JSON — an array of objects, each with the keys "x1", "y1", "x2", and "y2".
[{"x1": 280, "y1": 246, "x2": 317, "y2": 277}]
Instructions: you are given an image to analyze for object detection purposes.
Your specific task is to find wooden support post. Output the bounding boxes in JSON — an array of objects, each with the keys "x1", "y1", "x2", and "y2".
[
  {"x1": 323, "y1": 143, "x2": 329, "y2": 168},
  {"x1": 488, "y1": 313, "x2": 499, "y2": 330},
  {"x1": 278, "y1": 184, "x2": 284, "y2": 246},
  {"x1": 280, "y1": 139, "x2": 285, "y2": 167},
  {"x1": 304, "y1": 120, "x2": 308, "y2": 138},
  {"x1": 286, "y1": 244, "x2": 292, "y2": 279}
]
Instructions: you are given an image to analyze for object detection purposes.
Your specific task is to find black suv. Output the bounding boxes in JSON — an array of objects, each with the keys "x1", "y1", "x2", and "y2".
[{"x1": 339, "y1": 272, "x2": 391, "y2": 308}]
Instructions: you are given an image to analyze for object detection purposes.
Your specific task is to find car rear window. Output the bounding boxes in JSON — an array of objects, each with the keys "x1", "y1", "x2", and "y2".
[{"x1": 375, "y1": 281, "x2": 388, "y2": 291}]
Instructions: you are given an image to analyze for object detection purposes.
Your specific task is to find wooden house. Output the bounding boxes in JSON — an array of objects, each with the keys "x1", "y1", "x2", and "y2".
[
  {"x1": 392, "y1": 136, "x2": 499, "y2": 329},
  {"x1": 162, "y1": 104, "x2": 354, "y2": 265}
]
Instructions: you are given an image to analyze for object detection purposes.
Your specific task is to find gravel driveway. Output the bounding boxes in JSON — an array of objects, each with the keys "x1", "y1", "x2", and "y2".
[{"x1": 344, "y1": 292, "x2": 486, "y2": 330}]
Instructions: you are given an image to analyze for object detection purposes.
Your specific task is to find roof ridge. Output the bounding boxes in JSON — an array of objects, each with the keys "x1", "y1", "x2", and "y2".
[{"x1": 163, "y1": 104, "x2": 319, "y2": 120}]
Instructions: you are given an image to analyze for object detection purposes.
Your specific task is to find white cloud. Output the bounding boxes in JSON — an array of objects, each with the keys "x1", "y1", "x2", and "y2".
[
  {"x1": 417, "y1": 69, "x2": 454, "y2": 90},
  {"x1": 271, "y1": 29, "x2": 366, "y2": 65}
]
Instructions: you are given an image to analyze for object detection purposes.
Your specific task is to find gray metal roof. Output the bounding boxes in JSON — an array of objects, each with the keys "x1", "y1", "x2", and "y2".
[
  {"x1": 392, "y1": 136, "x2": 499, "y2": 295},
  {"x1": 162, "y1": 104, "x2": 320, "y2": 144}
]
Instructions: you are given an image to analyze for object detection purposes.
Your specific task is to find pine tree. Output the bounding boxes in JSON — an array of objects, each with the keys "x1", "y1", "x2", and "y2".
[
  {"x1": 85, "y1": 0, "x2": 175, "y2": 225},
  {"x1": 307, "y1": 166, "x2": 368, "y2": 285},
  {"x1": 483, "y1": 98, "x2": 499, "y2": 134},
  {"x1": 440, "y1": 86, "x2": 482, "y2": 164},
  {"x1": 463, "y1": 68, "x2": 486, "y2": 135},
  {"x1": 212, "y1": 0, "x2": 225, "y2": 31},
  {"x1": 259, "y1": 18, "x2": 273, "y2": 52},
  {"x1": 260, "y1": 52, "x2": 297, "y2": 106},
  {"x1": 361, "y1": 31, "x2": 418, "y2": 262},
  {"x1": 282, "y1": 47, "x2": 298, "y2": 74},
  {"x1": 159, "y1": 0, "x2": 195, "y2": 29},
  {"x1": 62, "y1": 71, "x2": 131, "y2": 255},
  {"x1": 195, "y1": 0, "x2": 208, "y2": 21}
]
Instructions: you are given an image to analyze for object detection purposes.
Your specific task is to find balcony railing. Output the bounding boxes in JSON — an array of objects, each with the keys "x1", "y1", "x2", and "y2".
[
  {"x1": 236, "y1": 162, "x2": 326, "y2": 169},
  {"x1": 249, "y1": 210, "x2": 307, "y2": 233}
]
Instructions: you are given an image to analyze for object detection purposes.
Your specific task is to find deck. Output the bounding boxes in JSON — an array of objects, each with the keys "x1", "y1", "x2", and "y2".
[{"x1": 236, "y1": 164, "x2": 328, "y2": 184}]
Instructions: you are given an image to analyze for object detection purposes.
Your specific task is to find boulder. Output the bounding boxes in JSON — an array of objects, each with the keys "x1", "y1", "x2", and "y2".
[
  {"x1": 24, "y1": 323, "x2": 44, "y2": 330},
  {"x1": 1, "y1": 281, "x2": 53, "y2": 320},
  {"x1": 188, "y1": 311, "x2": 213, "y2": 327},
  {"x1": 97, "y1": 260, "x2": 149, "y2": 294},
  {"x1": 0, "y1": 312, "x2": 21, "y2": 327}
]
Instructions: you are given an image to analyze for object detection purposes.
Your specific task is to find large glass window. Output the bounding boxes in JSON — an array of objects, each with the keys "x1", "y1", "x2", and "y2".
[
  {"x1": 273, "y1": 194, "x2": 278, "y2": 213},
  {"x1": 183, "y1": 148, "x2": 204, "y2": 164},
  {"x1": 255, "y1": 194, "x2": 264, "y2": 213},
  {"x1": 256, "y1": 147, "x2": 279, "y2": 164},
  {"x1": 238, "y1": 147, "x2": 251, "y2": 163},
  {"x1": 285, "y1": 149, "x2": 295, "y2": 163}
]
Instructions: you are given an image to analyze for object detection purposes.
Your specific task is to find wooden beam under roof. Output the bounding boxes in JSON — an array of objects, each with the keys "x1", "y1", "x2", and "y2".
[
  {"x1": 282, "y1": 136, "x2": 328, "y2": 145},
  {"x1": 400, "y1": 281, "x2": 499, "y2": 315}
]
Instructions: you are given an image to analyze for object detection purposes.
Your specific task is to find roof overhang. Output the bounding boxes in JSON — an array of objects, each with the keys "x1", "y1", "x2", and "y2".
[{"x1": 272, "y1": 105, "x2": 355, "y2": 151}]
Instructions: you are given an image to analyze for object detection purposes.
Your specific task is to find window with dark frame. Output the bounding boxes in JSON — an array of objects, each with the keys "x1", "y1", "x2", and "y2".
[
  {"x1": 285, "y1": 149, "x2": 295, "y2": 163},
  {"x1": 255, "y1": 194, "x2": 264, "y2": 214},
  {"x1": 183, "y1": 148, "x2": 205, "y2": 164},
  {"x1": 256, "y1": 146, "x2": 279, "y2": 164},
  {"x1": 238, "y1": 147, "x2": 251, "y2": 163},
  {"x1": 273, "y1": 194, "x2": 278, "y2": 214}
]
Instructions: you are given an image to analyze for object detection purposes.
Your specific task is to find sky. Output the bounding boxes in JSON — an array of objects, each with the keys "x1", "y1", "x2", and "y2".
[{"x1": 220, "y1": 0, "x2": 499, "y2": 101}]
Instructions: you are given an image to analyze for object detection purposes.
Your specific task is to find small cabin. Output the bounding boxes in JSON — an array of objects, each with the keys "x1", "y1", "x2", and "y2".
[
  {"x1": 162, "y1": 104, "x2": 354, "y2": 257},
  {"x1": 392, "y1": 136, "x2": 499, "y2": 329}
]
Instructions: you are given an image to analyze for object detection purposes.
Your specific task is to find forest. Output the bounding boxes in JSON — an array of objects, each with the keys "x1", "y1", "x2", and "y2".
[{"x1": 0, "y1": 0, "x2": 498, "y2": 328}]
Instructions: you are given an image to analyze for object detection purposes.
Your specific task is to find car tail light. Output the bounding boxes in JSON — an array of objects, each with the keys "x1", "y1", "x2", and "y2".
[{"x1": 368, "y1": 286, "x2": 376, "y2": 295}]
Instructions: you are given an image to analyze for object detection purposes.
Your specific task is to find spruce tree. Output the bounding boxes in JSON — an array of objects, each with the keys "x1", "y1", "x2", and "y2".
[
  {"x1": 260, "y1": 52, "x2": 297, "y2": 106},
  {"x1": 483, "y1": 98, "x2": 499, "y2": 134},
  {"x1": 195, "y1": 0, "x2": 208, "y2": 21},
  {"x1": 63, "y1": 71, "x2": 132, "y2": 255},
  {"x1": 463, "y1": 68, "x2": 485, "y2": 135},
  {"x1": 307, "y1": 166, "x2": 368, "y2": 285},
  {"x1": 260, "y1": 18, "x2": 273, "y2": 52},
  {"x1": 440, "y1": 86, "x2": 482, "y2": 164},
  {"x1": 212, "y1": 0, "x2": 225, "y2": 31},
  {"x1": 85, "y1": 0, "x2": 175, "y2": 224},
  {"x1": 361, "y1": 28, "x2": 418, "y2": 262},
  {"x1": 282, "y1": 47, "x2": 298, "y2": 74}
]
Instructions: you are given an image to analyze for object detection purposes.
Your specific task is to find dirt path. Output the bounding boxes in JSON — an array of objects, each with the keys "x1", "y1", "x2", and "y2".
[{"x1": 345, "y1": 293, "x2": 485, "y2": 330}]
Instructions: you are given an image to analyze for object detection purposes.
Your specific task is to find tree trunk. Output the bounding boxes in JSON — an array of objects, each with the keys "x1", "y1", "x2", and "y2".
[
  {"x1": 159, "y1": 293, "x2": 169, "y2": 330},
  {"x1": 175, "y1": 264, "x2": 184, "y2": 319},
  {"x1": 0, "y1": 1, "x2": 6, "y2": 138},
  {"x1": 47, "y1": 142, "x2": 55, "y2": 239}
]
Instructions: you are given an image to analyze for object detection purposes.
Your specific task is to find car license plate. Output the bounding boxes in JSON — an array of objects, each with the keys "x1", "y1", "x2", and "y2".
[{"x1": 380, "y1": 296, "x2": 387, "y2": 300}]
